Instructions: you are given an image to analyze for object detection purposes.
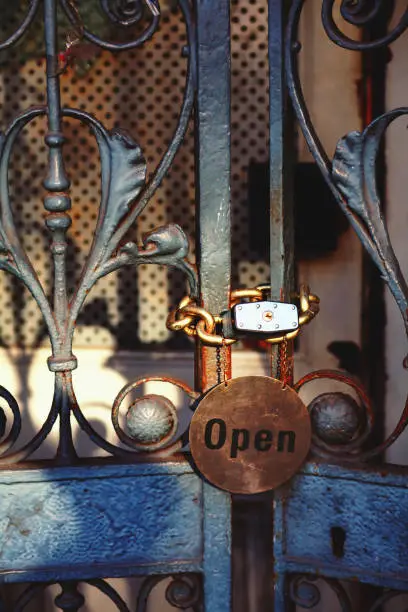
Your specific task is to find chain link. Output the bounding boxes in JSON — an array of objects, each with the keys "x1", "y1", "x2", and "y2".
[
  {"x1": 215, "y1": 346, "x2": 221, "y2": 384},
  {"x1": 222, "y1": 338, "x2": 228, "y2": 385},
  {"x1": 216, "y1": 337, "x2": 229, "y2": 385},
  {"x1": 279, "y1": 337, "x2": 288, "y2": 387}
]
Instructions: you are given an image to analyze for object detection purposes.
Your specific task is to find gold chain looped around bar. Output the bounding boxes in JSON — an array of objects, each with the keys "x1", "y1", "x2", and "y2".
[{"x1": 166, "y1": 285, "x2": 320, "y2": 347}]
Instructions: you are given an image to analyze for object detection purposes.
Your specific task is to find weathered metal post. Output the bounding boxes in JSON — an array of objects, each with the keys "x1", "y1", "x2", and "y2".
[
  {"x1": 269, "y1": 0, "x2": 295, "y2": 397},
  {"x1": 270, "y1": 1, "x2": 295, "y2": 606},
  {"x1": 195, "y1": 0, "x2": 232, "y2": 608},
  {"x1": 195, "y1": 0, "x2": 232, "y2": 390},
  {"x1": 269, "y1": 0, "x2": 294, "y2": 304},
  {"x1": 233, "y1": 1, "x2": 295, "y2": 611}
]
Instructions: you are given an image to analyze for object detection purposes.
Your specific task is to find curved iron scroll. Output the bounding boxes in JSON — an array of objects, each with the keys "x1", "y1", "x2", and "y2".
[
  {"x1": 322, "y1": 1, "x2": 408, "y2": 50},
  {"x1": 290, "y1": 574, "x2": 352, "y2": 611},
  {"x1": 60, "y1": 0, "x2": 161, "y2": 50},
  {"x1": 287, "y1": 0, "x2": 408, "y2": 459},
  {"x1": 290, "y1": 574, "x2": 408, "y2": 612},
  {"x1": 0, "y1": 0, "x2": 41, "y2": 51},
  {"x1": 12, "y1": 574, "x2": 202, "y2": 611},
  {"x1": 0, "y1": 0, "x2": 197, "y2": 463}
]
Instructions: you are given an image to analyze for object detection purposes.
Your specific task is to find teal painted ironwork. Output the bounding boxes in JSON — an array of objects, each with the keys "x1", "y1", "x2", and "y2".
[
  {"x1": 0, "y1": 0, "x2": 198, "y2": 464},
  {"x1": 272, "y1": 1, "x2": 408, "y2": 609},
  {"x1": 0, "y1": 0, "x2": 231, "y2": 610}
]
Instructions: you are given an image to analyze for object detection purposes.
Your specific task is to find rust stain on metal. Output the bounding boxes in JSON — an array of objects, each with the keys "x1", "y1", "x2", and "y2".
[{"x1": 189, "y1": 376, "x2": 311, "y2": 494}]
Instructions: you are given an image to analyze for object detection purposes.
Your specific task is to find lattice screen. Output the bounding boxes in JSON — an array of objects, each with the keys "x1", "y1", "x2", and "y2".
[{"x1": 0, "y1": 0, "x2": 269, "y2": 349}]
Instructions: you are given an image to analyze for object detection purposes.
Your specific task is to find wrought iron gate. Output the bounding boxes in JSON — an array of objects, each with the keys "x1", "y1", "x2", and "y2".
[
  {"x1": 0, "y1": 0, "x2": 407, "y2": 610},
  {"x1": 0, "y1": 0, "x2": 231, "y2": 609},
  {"x1": 274, "y1": 1, "x2": 408, "y2": 610}
]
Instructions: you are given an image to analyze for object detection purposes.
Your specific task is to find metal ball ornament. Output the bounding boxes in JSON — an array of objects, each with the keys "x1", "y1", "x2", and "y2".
[
  {"x1": 125, "y1": 394, "x2": 177, "y2": 449},
  {"x1": 309, "y1": 392, "x2": 363, "y2": 445}
]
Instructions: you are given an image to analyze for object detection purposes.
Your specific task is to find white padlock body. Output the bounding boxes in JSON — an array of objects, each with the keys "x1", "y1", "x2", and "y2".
[{"x1": 233, "y1": 301, "x2": 299, "y2": 334}]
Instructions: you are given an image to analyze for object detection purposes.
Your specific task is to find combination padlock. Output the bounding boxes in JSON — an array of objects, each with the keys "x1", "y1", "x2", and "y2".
[{"x1": 220, "y1": 300, "x2": 299, "y2": 340}]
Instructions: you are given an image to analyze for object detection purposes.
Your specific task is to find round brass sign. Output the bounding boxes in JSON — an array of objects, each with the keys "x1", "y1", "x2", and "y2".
[{"x1": 189, "y1": 376, "x2": 311, "y2": 494}]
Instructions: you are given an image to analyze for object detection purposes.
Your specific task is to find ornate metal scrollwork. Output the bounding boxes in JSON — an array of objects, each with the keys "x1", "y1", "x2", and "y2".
[
  {"x1": 295, "y1": 370, "x2": 373, "y2": 460},
  {"x1": 321, "y1": 0, "x2": 408, "y2": 50},
  {"x1": 14, "y1": 579, "x2": 132, "y2": 611},
  {"x1": 136, "y1": 574, "x2": 202, "y2": 611},
  {"x1": 289, "y1": 574, "x2": 352, "y2": 612},
  {"x1": 100, "y1": 0, "x2": 145, "y2": 26},
  {"x1": 100, "y1": 0, "x2": 160, "y2": 25},
  {"x1": 19, "y1": 575, "x2": 404, "y2": 612},
  {"x1": 0, "y1": 0, "x2": 197, "y2": 464},
  {"x1": 290, "y1": 575, "x2": 408, "y2": 612},
  {"x1": 109, "y1": 376, "x2": 197, "y2": 454},
  {"x1": 165, "y1": 575, "x2": 202, "y2": 610},
  {"x1": 60, "y1": 0, "x2": 161, "y2": 51},
  {"x1": 287, "y1": 0, "x2": 408, "y2": 460},
  {"x1": 332, "y1": 109, "x2": 408, "y2": 330},
  {"x1": 0, "y1": 0, "x2": 41, "y2": 51},
  {"x1": 0, "y1": 385, "x2": 21, "y2": 454},
  {"x1": 367, "y1": 589, "x2": 408, "y2": 611}
]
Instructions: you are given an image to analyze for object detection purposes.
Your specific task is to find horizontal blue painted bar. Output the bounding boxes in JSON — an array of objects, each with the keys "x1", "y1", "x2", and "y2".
[
  {"x1": 274, "y1": 461, "x2": 408, "y2": 591},
  {"x1": 0, "y1": 460, "x2": 204, "y2": 583}
]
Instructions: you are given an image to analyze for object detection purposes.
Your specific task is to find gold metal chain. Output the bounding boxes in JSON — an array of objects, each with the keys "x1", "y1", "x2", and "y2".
[
  {"x1": 222, "y1": 337, "x2": 228, "y2": 385},
  {"x1": 216, "y1": 336, "x2": 229, "y2": 385},
  {"x1": 216, "y1": 345, "x2": 223, "y2": 385},
  {"x1": 166, "y1": 285, "x2": 320, "y2": 347}
]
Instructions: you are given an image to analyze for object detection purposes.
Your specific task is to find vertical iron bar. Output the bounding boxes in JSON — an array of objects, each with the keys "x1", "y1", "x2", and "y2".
[
  {"x1": 232, "y1": 2, "x2": 294, "y2": 610},
  {"x1": 274, "y1": 573, "x2": 288, "y2": 612},
  {"x1": 195, "y1": 0, "x2": 232, "y2": 391},
  {"x1": 360, "y1": 4, "x2": 391, "y2": 457},
  {"x1": 270, "y1": 2, "x2": 294, "y2": 610},
  {"x1": 44, "y1": 0, "x2": 77, "y2": 461},
  {"x1": 43, "y1": 0, "x2": 71, "y2": 335},
  {"x1": 195, "y1": 1, "x2": 232, "y2": 610},
  {"x1": 203, "y1": 483, "x2": 232, "y2": 612},
  {"x1": 233, "y1": 1, "x2": 294, "y2": 611},
  {"x1": 269, "y1": 0, "x2": 294, "y2": 380},
  {"x1": 269, "y1": 0, "x2": 294, "y2": 299}
]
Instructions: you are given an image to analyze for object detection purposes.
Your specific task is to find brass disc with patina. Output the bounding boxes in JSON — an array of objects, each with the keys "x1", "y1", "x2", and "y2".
[{"x1": 189, "y1": 376, "x2": 311, "y2": 494}]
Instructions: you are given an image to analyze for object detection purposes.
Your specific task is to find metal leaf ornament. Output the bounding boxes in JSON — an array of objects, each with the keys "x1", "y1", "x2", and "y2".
[
  {"x1": 66, "y1": 123, "x2": 146, "y2": 334},
  {"x1": 332, "y1": 108, "x2": 408, "y2": 333},
  {"x1": 0, "y1": 132, "x2": 8, "y2": 254},
  {"x1": 120, "y1": 224, "x2": 198, "y2": 296},
  {"x1": 65, "y1": 104, "x2": 198, "y2": 338},
  {"x1": 98, "y1": 128, "x2": 147, "y2": 248},
  {"x1": 139, "y1": 224, "x2": 189, "y2": 259}
]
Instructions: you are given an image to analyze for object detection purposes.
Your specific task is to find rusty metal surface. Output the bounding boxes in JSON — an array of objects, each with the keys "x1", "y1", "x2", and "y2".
[
  {"x1": 275, "y1": 461, "x2": 408, "y2": 592},
  {"x1": 285, "y1": 0, "x2": 408, "y2": 461},
  {"x1": 0, "y1": 1, "x2": 271, "y2": 349},
  {"x1": 0, "y1": 0, "x2": 199, "y2": 464},
  {"x1": 190, "y1": 376, "x2": 311, "y2": 494},
  {"x1": 0, "y1": 1, "x2": 233, "y2": 610},
  {"x1": 272, "y1": 3, "x2": 408, "y2": 610},
  {"x1": 195, "y1": 0, "x2": 231, "y2": 391},
  {"x1": 232, "y1": 2, "x2": 297, "y2": 610},
  {"x1": 269, "y1": 0, "x2": 294, "y2": 305}
]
